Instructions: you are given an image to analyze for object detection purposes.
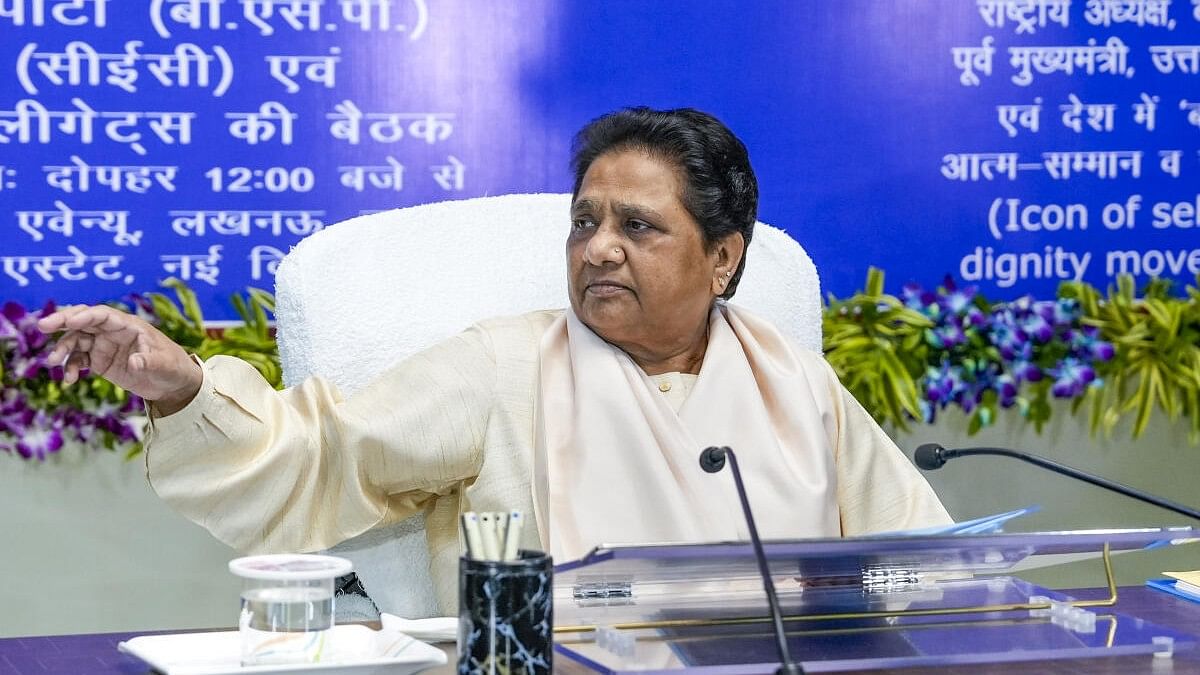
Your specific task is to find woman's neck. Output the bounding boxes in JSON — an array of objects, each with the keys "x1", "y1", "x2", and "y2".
[{"x1": 623, "y1": 328, "x2": 709, "y2": 376}]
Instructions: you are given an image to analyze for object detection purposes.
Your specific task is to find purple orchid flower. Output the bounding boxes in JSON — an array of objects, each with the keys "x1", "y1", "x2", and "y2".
[
  {"x1": 956, "y1": 389, "x2": 978, "y2": 413},
  {"x1": 963, "y1": 305, "x2": 987, "y2": 327},
  {"x1": 3, "y1": 301, "x2": 53, "y2": 355},
  {"x1": 0, "y1": 312, "x2": 20, "y2": 345},
  {"x1": 1010, "y1": 295, "x2": 1036, "y2": 315},
  {"x1": 15, "y1": 409, "x2": 65, "y2": 460},
  {"x1": 1051, "y1": 298, "x2": 1081, "y2": 327},
  {"x1": 0, "y1": 390, "x2": 34, "y2": 436},
  {"x1": 1005, "y1": 342, "x2": 1042, "y2": 383},
  {"x1": 994, "y1": 374, "x2": 1019, "y2": 407},
  {"x1": 1020, "y1": 312, "x2": 1055, "y2": 343},
  {"x1": 1032, "y1": 300, "x2": 1058, "y2": 322},
  {"x1": 1089, "y1": 340, "x2": 1115, "y2": 362},
  {"x1": 1068, "y1": 326, "x2": 1115, "y2": 362},
  {"x1": 902, "y1": 282, "x2": 939, "y2": 314},
  {"x1": 88, "y1": 400, "x2": 141, "y2": 444},
  {"x1": 1050, "y1": 358, "x2": 1096, "y2": 398},
  {"x1": 937, "y1": 277, "x2": 978, "y2": 315},
  {"x1": 989, "y1": 315, "x2": 1028, "y2": 361},
  {"x1": 924, "y1": 360, "x2": 968, "y2": 406},
  {"x1": 930, "y1": 323, "x2": 967, "y2": 349}
]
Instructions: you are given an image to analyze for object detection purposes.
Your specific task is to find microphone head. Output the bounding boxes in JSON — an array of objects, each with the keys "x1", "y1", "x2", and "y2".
[
  {"x1": 914, "y1": 443, "x2": 948, "y2": 471},
  {"x1": 699, "y1": 446, "x2": 728, "y2": 473}
]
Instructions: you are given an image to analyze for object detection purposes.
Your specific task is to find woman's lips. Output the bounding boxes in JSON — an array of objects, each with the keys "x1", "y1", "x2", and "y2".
[{"x1": 585, "y1": 282, "x2": 631, "y2": 297}]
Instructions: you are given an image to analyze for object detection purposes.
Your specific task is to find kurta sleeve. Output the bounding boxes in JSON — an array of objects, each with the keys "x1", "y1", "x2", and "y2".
[
  {"x1": 143, "y1": 325, "x2": 497, "y2": 555},
  {"x1": 825, "y1": 363, "x2": 954, "y2": 536}
]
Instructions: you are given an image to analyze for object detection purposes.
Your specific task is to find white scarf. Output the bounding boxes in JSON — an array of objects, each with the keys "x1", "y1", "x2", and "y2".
[{"x1": 533, "y1": 303, "x2": 840, "y2": 562}]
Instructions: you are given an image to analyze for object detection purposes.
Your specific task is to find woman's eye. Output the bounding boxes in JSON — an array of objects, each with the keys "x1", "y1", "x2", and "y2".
[
  {"x1": 571, "y1": 218, "x2": 595, "y2": 231},
  {"x1": 627, "y1": 220, "x2": 651, "y2": 232}
]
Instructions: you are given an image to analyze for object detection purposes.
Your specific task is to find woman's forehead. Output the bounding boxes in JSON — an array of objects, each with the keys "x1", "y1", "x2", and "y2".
[{"x1": 574, "y1": 150, "x2": 686, "y2": 208}]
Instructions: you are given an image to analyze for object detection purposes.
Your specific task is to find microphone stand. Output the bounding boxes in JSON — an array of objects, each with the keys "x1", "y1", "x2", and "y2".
[
  {"x1": 700, "y1": 446, "x2": 805, "y2": 675},
  {"x1": 915, "y1": 443, "x2": 1200, "y2": 520}
]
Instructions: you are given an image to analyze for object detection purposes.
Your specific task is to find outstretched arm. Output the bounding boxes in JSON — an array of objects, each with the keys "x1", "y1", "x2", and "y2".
[
  {"x1": 142, "y1": 324, "x2": 498, "y2": 554},
  {"x1": 39, "y1": 304, "x2": 498, "y2": 554}
]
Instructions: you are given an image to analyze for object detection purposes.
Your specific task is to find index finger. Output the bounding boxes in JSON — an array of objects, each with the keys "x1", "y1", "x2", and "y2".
[
  {"x1": 36, "y1": 304, "x2": 91, "y2": 333},
  {"x1": 37, "y1": 305, "x2": 132, "y2": 334}
]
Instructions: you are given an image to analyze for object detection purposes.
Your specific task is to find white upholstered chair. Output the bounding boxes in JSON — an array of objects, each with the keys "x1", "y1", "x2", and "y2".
[{"x1": 273, "y1": 192, "x2": 823, "y2": 619}]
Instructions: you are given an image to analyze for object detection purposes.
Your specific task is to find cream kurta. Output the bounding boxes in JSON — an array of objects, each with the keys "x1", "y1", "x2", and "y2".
[{"x1": 145, "y1": 309, "x2": 951, "y2": 615}]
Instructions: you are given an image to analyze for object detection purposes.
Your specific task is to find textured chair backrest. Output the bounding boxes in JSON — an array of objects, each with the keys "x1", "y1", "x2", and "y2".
[{"x1": 273, "y1": 192, "x2": 823, "y2": 617}]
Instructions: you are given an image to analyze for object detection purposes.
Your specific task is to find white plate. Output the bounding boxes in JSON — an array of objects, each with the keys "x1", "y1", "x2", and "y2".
[{"x1": 117, "y1": 617, "x2": 448, "y2": 675}]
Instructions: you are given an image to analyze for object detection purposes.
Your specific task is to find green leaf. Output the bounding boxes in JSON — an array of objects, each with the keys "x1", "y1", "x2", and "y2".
[
  {"x1": 1131, "y1": 369, "x2": 1155, "y2": 437},
  {"x1": 865, "y1": 267, "x2": 884, "y2": 296}
]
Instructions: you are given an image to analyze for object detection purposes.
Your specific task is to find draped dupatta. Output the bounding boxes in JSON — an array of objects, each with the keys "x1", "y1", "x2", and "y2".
[{"x1": 533, "y1": 303, "x2": 840, "y2": 561}]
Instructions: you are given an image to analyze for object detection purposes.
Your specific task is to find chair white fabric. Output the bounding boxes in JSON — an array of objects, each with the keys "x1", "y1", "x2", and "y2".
[{"x1": 273, "y1": 192, "x2": 823, "y2": 618}]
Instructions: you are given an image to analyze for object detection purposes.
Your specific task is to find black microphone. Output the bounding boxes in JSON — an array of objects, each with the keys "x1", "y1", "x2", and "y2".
[
  {"x1": 700, "y1": 446, "x2": 805, "y2": 675},
  {"x1": 915, "y1": 443, "x2": 1200, "y2": 521}
]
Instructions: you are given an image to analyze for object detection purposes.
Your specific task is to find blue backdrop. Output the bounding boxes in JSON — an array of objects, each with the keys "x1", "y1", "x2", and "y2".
[{"x1": 2, "y1": 0, "x2": 1198, "y2": 319}]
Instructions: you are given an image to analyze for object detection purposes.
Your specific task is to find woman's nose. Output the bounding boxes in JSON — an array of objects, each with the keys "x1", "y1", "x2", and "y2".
[{"x1": 583, "y1": 225, "x2": 625, "y2": 266}]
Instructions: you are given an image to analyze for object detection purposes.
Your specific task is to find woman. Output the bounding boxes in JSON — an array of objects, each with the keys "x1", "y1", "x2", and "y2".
[{"x1": 37, "y1": 107, "x2": 950, "y2": 614}]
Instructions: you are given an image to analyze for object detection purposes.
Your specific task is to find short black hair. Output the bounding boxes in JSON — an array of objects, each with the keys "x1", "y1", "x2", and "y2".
[{"x1": 570, "y1": 107, "x2": 758, "y2": 300}]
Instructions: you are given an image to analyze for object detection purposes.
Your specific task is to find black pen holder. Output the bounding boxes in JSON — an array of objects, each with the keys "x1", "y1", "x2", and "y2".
[{"x1": 458, "y1": 551, "x2": 553, "y2": 675}]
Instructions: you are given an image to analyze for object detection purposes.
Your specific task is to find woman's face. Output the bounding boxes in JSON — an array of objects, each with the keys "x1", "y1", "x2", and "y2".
[{"x1": 567, "y1": 149, "x2": 741, "y2": 366}]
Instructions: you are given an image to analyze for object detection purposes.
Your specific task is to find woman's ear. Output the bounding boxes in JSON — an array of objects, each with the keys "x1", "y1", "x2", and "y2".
[{"x1": 711, "y1": 232, "x2": 746, "y2": 295}]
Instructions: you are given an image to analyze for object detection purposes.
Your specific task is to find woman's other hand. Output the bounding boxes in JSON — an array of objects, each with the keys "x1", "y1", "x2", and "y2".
[{"x1": 36, "y1": 305, "x2": 203, "y2": 415}]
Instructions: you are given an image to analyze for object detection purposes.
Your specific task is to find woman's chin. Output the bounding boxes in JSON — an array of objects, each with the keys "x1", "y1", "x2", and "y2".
[{"x1": 576, "y1": 305, "x2": 636, "y2": 343}]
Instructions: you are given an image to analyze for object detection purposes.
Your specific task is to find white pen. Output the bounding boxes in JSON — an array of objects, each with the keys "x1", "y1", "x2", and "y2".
[
  {"x1": 502, "y1": 510, "x2": 524, "y2": 561},
  {"x1": 462, "y1": 512, "x2": 485, "y2": 561},
  {"x1": 495, "y1": 511, "x2": 509, "y2": 555},
  {"x1": 478, "y1": 512, "x2": 501, "y2": 561}
]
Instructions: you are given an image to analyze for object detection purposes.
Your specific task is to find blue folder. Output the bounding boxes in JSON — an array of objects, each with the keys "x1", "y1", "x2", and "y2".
[{"x1": 1146, "y1": 578, "x2": 1200, "y2": 604}]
